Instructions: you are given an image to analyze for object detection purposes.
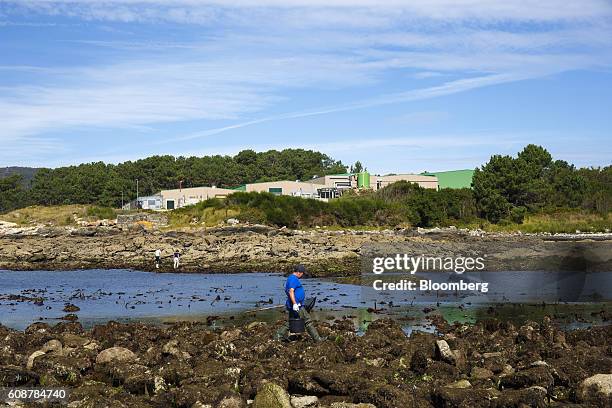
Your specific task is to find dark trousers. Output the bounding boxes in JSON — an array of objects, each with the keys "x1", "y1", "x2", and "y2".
[{"x1": 276, "y1": 307, "x2": 321, "y2": 341}]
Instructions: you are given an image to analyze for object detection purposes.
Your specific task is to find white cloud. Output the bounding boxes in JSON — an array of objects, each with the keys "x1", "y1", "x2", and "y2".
[
  {"x1": 9, "y1": 1, "x2": 612, "y2": 24},
  {"x1": 1, "y1": 0, "x2": 611, "y2": 164}
]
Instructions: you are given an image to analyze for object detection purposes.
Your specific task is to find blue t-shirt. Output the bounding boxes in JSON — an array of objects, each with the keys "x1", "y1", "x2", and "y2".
[{"x1": 285, "y1": 274, "x2": 305, "y2": 310}]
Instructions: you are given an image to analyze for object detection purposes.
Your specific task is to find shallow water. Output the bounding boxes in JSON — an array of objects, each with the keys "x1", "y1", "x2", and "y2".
[{"x1": 0, "y1": 269, "x2": 609, "y2": 332}]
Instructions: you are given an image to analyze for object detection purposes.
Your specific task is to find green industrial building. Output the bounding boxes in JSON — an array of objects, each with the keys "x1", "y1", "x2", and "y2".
[{"x1": 421, "y1": 169, "x2": 475, "y2": 190}]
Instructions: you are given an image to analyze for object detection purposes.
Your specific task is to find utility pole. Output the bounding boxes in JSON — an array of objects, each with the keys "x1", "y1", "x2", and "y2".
[
  {"x1": 121, "y1": 191, "x2": 124, "y2": 209},
  {"x1": 136, "y1": 179, "x2": 139, "y2": 209}
]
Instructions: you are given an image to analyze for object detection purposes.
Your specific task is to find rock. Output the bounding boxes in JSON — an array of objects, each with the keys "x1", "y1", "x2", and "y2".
[
  {"x1": 577, "y1": 374, "x2": 612, "y2": 405},
  {"x1": 290, "y1": 395, "x2": 319, "y2": 408},
  {"x1": 220, "y1": 329, "x2": 242, "y2": 342},
  {"x1": 253, "y1": 382, "x2": 292, "y2": 408},
  {"x1": 162, "y1": 339, "x2": 191, "y2": 360},
  {"x1": 41, "y1": 339, "x2": 62, "y2": 353},
  {"x1": 364, "y1": 357, "x2": 385, "y2": 367},
  {"x1": 62, "y1": 333, "x2": 89, "y2": 348},
  {"x1": 435, "y1": 340, "x2": 454, "y2": 363},
  {"x1": 63, "y1": 303, "x2": 80, "y2": 312},
  {"x1": 26, "y1": 350, "x2": 46, "y2": 370},
  {"x1": 446, "y1": 379, "x2": 472, "y2": 389},
  {"x1": 217, "y1": 392, "x2": 246, "y2": 408},
  {"x1": 482, "y1": 352, "x2": 502, "y2": 359},
  {"x1": 470, "y1": 366, "x2": 494, "y2": 380},
  {"x1": 96, "y1": 347, "x2": 136, "y2": 365},
  {"x1": 500, "y1": 366, "x2": 553, "y2": 389},
  {"x1": 330, "y1": 404, "x2": 377, "y2": 408}
]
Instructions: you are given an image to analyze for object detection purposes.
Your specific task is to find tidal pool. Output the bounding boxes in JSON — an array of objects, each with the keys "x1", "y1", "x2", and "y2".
[{"x1": 0, "y1": 269, "x2": 609, "y2": 332}]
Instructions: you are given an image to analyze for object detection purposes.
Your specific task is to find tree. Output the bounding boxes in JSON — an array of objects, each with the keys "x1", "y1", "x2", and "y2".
[
  {"x1": 0, "y1": 175, "x2": 29, "y2": 213},
  {"x1": 350, "y1": 161, "x2": 364, "y2": 173}
]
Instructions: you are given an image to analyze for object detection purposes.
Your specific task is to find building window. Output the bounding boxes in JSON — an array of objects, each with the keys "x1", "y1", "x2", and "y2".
[
  {"x1": 166, "y1": 200, "x2": 175, "y2": 210},
  {"x1": 268, "y1": 187, "x2": 282, "y2": 195},
  {"x1": 148, "y1": 200, "x2": 156, "y2": 206}
]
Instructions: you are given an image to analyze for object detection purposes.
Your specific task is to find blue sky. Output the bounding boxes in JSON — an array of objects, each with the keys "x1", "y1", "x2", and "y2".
[{"x1": 1, "y1": 1, "x2": 611, "y2": 173}]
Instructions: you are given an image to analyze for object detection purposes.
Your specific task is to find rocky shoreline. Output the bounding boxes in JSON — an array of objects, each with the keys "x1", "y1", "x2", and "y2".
[
  {"x1": 1, "y1": 314, "x2": 610, "y2": 407},
  {"x1": 1, "y1": 224, "x2": 611, "y2": 276}
]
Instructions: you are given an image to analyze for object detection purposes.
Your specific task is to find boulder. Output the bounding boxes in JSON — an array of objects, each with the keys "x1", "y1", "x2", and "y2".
[
  {"x1": 446, "y1": 380, "x2": 472, "y2": 389},
  {"x1": 253, "y1": 382, "x2": 292, "y2": 408},
  {"x1": 290, "y1": 395, "x2": 319, "y2": 408},
  {"x1": 470, "y1": 366, "x2": 494, "y2": 380},
  {"x1": 42, "y1": 339, "x2": 63, "y2": 353},
  {"x1": 96, "y1": 347, "x2": 136, "y2": 365},
  {"x1": 435, "y1": 340, "x2": 454, "y2": 364},
  {"x1": 27, "y1": 350, "x2": 46, "y2": 370},
  {"x1": 577, "y1": 374, "x2": 612, "y2": 405}
]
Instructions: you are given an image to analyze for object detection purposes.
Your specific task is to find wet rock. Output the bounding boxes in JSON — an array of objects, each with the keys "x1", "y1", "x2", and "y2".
[
  {"x1": 470, "y1": 366, "x2": 494, "y2": 380},
  {"x1": 62, "y1": 333, "x2": 90, "y2": 348},
  {"x1": 216, "y1": 392, "x2": 246, "y2": 408},
  {"x1": 432, "y1": 387, "x2": 499, "y2": 407},
  {"x1": 41, "y1": 339, "x2": 62, "y2": 353},
  {"x1": 26, "y1": 350, "x2": 46, "y2": 370},
  {"x1": 577, "y1": 373, "x2": 612, "y2": 405},
  {"x1": 495, "y1": 386, "x2": 548, "y2": 407},
  {"x1": 63, "y1": 303, "x2": 80, "y2": 312},
  {"x1": 162, "y1": 339, "x2": 191, "y2": 360},
  {"x1": 61, "y1": 313, "x2": 79, "y2": 322},
  {"x1": 435, "y1": 340, "x2": 454, "y2": 363},
  {"x1": 290, "y1": 395, "x2": 318, "y2": 408},
  {"x1": 253, "y1": 382, "x2": 292, "y2": 408},
  {"x1": 445, "y1": 379, "x2": 472, "y2": 389},
  {"x1": 220, "y1": 328, "x2": 242, "y2": 342},
  {"x1": 500, "y1": 366, "x2": 553, "y2": 389},
  {"x1": 96, "y1": 346, "x2": 136, "y2": 365}
]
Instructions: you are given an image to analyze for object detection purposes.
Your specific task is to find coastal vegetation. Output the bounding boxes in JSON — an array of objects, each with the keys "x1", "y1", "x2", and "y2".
[{"x1": 1, "y1": 145, "x2": 610, "y2": 232}]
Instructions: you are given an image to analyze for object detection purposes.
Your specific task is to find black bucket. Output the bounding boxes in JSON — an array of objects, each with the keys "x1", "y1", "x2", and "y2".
[{"x1": 289, "y1": 317, "x2": 305, "y2": 333}]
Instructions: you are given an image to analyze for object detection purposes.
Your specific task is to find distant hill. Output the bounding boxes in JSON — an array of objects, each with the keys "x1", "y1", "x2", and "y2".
[{"x1": 0, "y1": 167, "x2": 40, "y2": 188}]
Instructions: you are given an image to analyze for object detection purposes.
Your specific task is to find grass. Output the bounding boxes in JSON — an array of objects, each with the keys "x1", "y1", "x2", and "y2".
[
  {"x1": 0, "y1": 204, "x2": 117, "y2": 226},
  {"x1": 458, "y1": 210, "x2": 611, "y2": 233},
  {"x1": 167, "y1": 206, "x2": 241, "y2": 229}
]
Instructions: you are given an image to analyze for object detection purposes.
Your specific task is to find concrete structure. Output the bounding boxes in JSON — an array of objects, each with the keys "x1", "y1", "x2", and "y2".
[
  {"x1": 421, "y1": 169, "x2": 475, "y2": 189},
  {"x1": 160, "y1": 186, "x2": 235, "y2": 209},
  {"x1": 245, "y1": 180, "x2": 321, "y2": 199},
  {"x1": 311, "y1": 174, "x2": 353, "y2": 190},
  {"x1": 372, "y1": 174, "x2": 438, "y2": 190},
  {"x1": 138, "y1": 195, "x2": 163, "y2": 210}
]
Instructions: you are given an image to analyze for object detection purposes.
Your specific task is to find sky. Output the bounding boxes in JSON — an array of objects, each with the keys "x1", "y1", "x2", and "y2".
[{"x1": 1, "y1": 0, "x2": 611, "y2": 174}]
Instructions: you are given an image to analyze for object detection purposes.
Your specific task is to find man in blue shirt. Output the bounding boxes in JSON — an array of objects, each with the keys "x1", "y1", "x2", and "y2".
[{"x1": 275, "y1": 264, "x2": 323, "y2": 342}]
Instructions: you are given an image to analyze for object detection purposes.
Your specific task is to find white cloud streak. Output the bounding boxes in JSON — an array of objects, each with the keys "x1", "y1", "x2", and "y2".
[{"x1": 1, "y1": 0, "x2": 611, "y2": 164}]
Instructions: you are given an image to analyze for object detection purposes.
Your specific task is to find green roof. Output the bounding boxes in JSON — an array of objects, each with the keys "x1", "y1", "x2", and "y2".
[
  {"x1": 228, "y1": 184, "x2": 246, "y2": 191},
  {"x1": 422, "y1": 169, "x2": 475, "y2": 189}
]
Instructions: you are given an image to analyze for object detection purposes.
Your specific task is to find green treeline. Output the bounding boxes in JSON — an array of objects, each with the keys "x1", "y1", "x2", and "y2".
[
  {"x1": 1, "y1": 144, "x2": 610, "y2": 230},
  {"x1": 0, "y1": 149, "x2": 345, "y2": 212},
  {"x1": 173, "y1": 145, "x2": 610, "y2": 229}
]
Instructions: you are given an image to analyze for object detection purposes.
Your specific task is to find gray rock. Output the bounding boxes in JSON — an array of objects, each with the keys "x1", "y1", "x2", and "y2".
[
  {"x1": 471, "y1": 366, "x2": 494, "y2": 380},
  {"x1": 577, "y1": 374, "x2": 612, "y2": 405},
  {"x1": 446, "y1": 379, "x2": 472, "y2": 389},
  {"x1": 96, "y1": 347, "x2": 136, "y2": 365},
  {"x1": 290, "y1": 395, "x2": 318, "y2": 408},
  {"x1": 435, "y1": 340, "x2": 454, "y2": 363},
  {"x1": 26, "y1": 350, "x2": 46, "y2": 370},
  {"x1": 41, "y1": 339, "x2": 62, "y2": 353}
]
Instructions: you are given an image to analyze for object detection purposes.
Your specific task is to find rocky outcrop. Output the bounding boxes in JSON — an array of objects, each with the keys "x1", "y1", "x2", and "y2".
[
  {"x1": 0, "y1": 317, "x2": 609, "y2": 407},
  {"x1": 0, "y1": 227, "x2": 610, "y2": 276}
]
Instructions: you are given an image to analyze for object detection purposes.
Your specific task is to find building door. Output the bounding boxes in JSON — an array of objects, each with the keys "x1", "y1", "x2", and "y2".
[{"x1": 166, "y1": 200, "x2": 175, "y2": 210}]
